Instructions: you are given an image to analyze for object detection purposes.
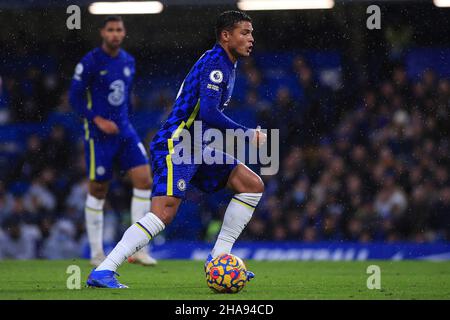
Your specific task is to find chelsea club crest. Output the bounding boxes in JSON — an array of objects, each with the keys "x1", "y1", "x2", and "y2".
[{"x1": 177, "y1": 179, "x2": 186, "y2": 191}]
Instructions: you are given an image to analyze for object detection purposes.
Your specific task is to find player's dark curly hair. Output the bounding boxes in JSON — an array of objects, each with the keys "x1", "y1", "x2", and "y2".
[
  {"x1": 101, "y1": 15, "x2": 123, "y2": 28},
  {"x1": 215, "y1": 11, "x2": 252, "y2": 41}
]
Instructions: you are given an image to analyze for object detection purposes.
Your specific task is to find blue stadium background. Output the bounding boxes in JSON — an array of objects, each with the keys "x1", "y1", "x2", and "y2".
[{"x1": 0, "y1": 0, "x2": 449, "y2": 260}]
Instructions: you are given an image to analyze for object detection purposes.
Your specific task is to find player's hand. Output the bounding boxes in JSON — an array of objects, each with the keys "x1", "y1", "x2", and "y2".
[
  {"x1": 251, "y1": 126, "x2": 267, "y2": 147},
  {"x1": 93, "y1": 116, "x2": 119, "y2": 135}
]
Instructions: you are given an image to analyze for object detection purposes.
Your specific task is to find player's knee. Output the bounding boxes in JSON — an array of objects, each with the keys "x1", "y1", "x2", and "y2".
[
  {"x1": 152, "y1": 198, "x2": 178, "y2": 225},
  {"x1": 251, "y1": 175, "x2": 264, "y2": 194},
  {"x1": 238, "y1": 173, "x2": 264, "y2": 194},
  {"x1": 89, "y1": 181, "x2": 108, "y2": 199},
  {"x1": 134, "y1": 178, "x2": 152, "y2": 190}
]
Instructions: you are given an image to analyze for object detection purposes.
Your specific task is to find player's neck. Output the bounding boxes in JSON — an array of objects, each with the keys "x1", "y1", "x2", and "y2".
[
  {"x1": 218, "y1": 42, "x2": 238, "y2": 64},
  {"x1": 101, "y1": 43, "x2": 120, "y2": 58}
]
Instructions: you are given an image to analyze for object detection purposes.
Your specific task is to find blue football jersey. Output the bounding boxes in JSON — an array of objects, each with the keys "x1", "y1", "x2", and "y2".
[
  {"x1": 69, "y1": 47, "x2": 135, "y2": 139},
  {"x1": 151, "y1": 43, "x2": 246, "y2": 152}
]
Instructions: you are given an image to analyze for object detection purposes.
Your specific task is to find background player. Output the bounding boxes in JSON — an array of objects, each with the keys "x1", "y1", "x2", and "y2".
[
  {"x1": 88, "y1": 11, "x2": 267, "y2": 288},
  {"x1": 69, "y1": 16, "x2": 157, "y2": 267}
]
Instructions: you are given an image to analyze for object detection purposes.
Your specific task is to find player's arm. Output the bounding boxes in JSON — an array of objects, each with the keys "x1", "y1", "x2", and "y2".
[
  {"x1": 69, "y1": 56, "x2": 97, "y2": 121},
  {"x1": 127, "y1": 57, "x2": 136, "y2": 118},
  {"x1": 69, "y1": 56, "x2": 119, "y2": 134},
  {"x1": 199, "y1": 62, "x2": 265, "y2": 146},
  {"x1": 199, "y1": 61, "x2": 249, "y2": 131}
]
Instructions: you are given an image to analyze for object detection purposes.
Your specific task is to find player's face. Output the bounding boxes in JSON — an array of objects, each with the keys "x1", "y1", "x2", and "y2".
[
  {"x1": 228, "y1": 21, "x2": 254, "y2": 57},
  {"x1": 101, "y1": 21, "x2": 126, "y2": 49}
]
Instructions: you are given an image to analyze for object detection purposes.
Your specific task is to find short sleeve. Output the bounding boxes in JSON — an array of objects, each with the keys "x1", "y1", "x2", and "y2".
[
  {"x1": 199, "y1": 58, "x2": 228, "y2": 102},
  {"x1": 72, "y1": 54, "x2": 94, "y2": 84}
]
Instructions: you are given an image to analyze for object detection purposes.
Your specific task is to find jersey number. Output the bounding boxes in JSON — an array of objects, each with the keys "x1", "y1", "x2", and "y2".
[{"x1": 108, "y1": 80, "x2": 125, "y2": 106}]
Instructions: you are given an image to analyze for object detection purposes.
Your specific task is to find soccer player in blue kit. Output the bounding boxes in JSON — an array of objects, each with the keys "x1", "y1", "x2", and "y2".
[
  {"x1": 69, "y1": 16, "x2": 157, "y2": 267},
  {"x1": 88, "y1": 11, "x2": 267, "y2": 288}
]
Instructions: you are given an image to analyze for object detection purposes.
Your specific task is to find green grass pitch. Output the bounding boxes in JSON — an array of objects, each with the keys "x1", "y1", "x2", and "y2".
[{"x1": 0, "y1": 260, "x2": 449, "y2": 299}]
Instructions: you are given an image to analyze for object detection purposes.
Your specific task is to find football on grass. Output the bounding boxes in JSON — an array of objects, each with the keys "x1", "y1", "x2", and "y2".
[{"x1": 205, "y1": 253, "x2": 248, "y2": 293}]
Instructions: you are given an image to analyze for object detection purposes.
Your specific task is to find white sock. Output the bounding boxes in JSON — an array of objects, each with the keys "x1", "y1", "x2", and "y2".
[
  {"x1": 131, "y1": 188, "x2": 152, "y2": 256},
  {"x1": 96, "y1": 212, "x2": 165, "y2": 272},
  {"x1": 211, "y1": 193, "x2": 262, "y2": 258},
  {"x1": 131, "y1": 188, "x2": 152, "y2": 223},
  {"x1": 85, "y1": 194, "x2": 105, "y2": 259}
]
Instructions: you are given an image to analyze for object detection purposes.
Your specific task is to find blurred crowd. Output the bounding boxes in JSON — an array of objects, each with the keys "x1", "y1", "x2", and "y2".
[
  {"x1": 240, "y1": 63, "x2": 450, "y2": 243},
  {"x1": 1, "y1": 52, "x2": 450, "y2": 259}
]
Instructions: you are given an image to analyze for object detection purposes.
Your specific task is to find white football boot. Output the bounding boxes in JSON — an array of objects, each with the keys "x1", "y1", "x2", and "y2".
[
  {"x1": 128, "y1": 249, "x2": 158, "y2": 266},
  {"x1": 90, "y1": 252, "x2": 106, "y2": 267}
]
